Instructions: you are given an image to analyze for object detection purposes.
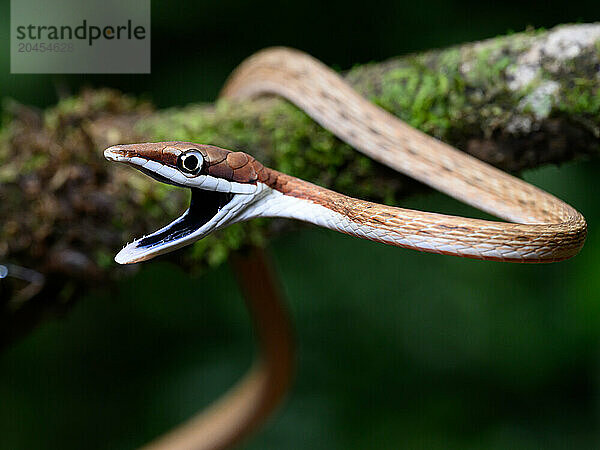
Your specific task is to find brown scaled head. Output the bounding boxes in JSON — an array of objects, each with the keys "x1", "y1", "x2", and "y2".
[{"x1": 105, "y1": 141, "x2": 259, "y2": 183}]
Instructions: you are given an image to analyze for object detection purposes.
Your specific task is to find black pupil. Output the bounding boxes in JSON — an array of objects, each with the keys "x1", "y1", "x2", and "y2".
[{"x1": 184, "y1": 155, "x2": 198, "y2": 171}]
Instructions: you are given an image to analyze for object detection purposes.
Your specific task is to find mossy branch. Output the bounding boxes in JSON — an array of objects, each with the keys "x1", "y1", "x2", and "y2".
[{"x1": 1, "y1": 23, "x2": 599, "y2": 347}]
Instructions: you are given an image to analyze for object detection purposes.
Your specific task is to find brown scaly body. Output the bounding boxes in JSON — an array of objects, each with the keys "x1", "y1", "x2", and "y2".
[
  {"x1": 220, "y1": 48, "x2": 587, "y2": 262},
  {"x1": 108, "y1": 136, "x2": 586, "y2": 263},
  {"x1": 105, "y1": 47, "x2": 589, "y2": 450}
]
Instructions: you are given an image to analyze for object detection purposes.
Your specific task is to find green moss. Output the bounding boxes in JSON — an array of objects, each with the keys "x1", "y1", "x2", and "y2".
[
  {"x1": 21, "y1": 153, "x2": 49, "y2": 173},
  {"x1": 45, "y1": 89, "x2": 147, "y2": 131},
  {"x1": 95, "y1": 249, "x2": 114, "y2": 269},
  {"x1": 188, "y1": 219, "x2": 267, "y2": 267},
  {"x1": 559, "y1": 77, "x2": 600, "y2": 131},
  {"x1": 470, "y1": 48, "x2": 501, "y2": 84},
  {"x1": 374, "y1": 52, "x2": 466, "y2": 138},
  {"x1": 550, "y1": 42, "x2": 600, "y2": 134}
]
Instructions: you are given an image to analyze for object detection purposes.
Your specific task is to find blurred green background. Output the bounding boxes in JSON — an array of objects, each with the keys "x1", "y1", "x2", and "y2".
[{"x1": 1, "y1": 0, "x2": 600, "y2": 448}]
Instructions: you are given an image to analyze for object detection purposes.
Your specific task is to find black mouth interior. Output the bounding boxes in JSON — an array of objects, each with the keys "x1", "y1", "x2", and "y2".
[
  {"x1": 138, "y1": 167, "x2": 181, "y2": 187},
  {"x1": 137, "y1": 188, "x2": 233, "y2": 249}
]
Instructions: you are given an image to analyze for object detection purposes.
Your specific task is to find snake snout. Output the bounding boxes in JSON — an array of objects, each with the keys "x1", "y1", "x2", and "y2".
[{"x1": 104, "y1": 145, "x2": 125, "y2": 161}]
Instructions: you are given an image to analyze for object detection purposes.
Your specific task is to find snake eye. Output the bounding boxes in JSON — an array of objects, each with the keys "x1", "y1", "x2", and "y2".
[{"x1": 177, "y1": 150, "x2": 204, "y2": 176}]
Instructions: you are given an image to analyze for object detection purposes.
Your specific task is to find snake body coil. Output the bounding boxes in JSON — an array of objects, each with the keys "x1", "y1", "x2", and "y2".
[
  {"x1": 104, "y1": 48, "x2": 587, "y2": 450},
  {"x1": 107, "y1": 48, "x2": 587, "y2": 264}
]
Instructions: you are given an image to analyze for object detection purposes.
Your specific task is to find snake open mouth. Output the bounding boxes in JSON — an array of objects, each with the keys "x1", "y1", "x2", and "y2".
[
  {"x1": 115, "y1": 187, "x2": 240, "y2": 264},
  {"x1": 138, "y1": 189, "x2": 233, "y2": 249}
]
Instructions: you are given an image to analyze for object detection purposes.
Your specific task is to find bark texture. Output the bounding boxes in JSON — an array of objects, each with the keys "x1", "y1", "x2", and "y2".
[{"x1": 1, "y1": 23, "x2": 599, "y2": 347}]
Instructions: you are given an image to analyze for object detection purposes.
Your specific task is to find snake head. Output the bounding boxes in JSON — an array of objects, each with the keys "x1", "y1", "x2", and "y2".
[{"x1": 104, "y1": 142, "x2": 268, "y2": 264}]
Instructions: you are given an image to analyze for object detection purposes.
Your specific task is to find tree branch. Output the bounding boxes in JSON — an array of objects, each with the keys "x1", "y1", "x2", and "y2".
[{"x1": 1, "y1": 23, "x2": 599, "y2": 347}]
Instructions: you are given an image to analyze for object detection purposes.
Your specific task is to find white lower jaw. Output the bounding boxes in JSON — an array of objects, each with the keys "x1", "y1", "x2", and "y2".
[
  {"x1": 114, "y1": 192, "x2": 253, "y2": 264},
  {"x1": 113, "y1": 184, "x2": 275, "y2": 264}
]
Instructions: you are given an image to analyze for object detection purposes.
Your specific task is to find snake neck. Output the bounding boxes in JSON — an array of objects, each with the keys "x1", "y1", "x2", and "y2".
[{"x1": 246, "y1": 166, "x2": 586, "y2": 263}]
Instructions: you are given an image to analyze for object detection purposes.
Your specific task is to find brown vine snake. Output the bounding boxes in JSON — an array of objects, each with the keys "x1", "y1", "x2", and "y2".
[{"x1": 104, "y1": 47, "x2": 587, "y2": 448}]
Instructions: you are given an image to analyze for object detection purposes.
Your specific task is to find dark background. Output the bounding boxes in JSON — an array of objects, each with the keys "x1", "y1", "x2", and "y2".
[{"x1": 1, "y1": 0, "x2": 600, "y2": 448}]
